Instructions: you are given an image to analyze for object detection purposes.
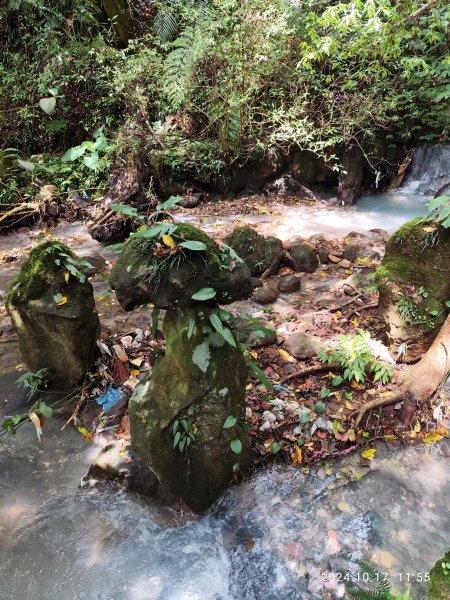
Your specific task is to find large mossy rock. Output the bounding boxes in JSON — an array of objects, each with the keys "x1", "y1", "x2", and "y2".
[
  {"x1": 428, "y1": 551, "x2": 450, "y2": 600},
  {"x1": 129, "y1": 308, "x2": 251, "y2": 512},
  {"x1": 110, "y1": 222, "x2": 252, "y2": 310},
  {"x1": 223, "y1": 226, "x2": 283, "y2": 276},
  {"x1": 376, "y1": 218, "x2": 450, "y2": 362},
  {"x1": 286, "y1": 242, "x2": 319, "y2": 273},
  {"x1": 6, "y1": 241, "x2": 100, "y2": 388}
]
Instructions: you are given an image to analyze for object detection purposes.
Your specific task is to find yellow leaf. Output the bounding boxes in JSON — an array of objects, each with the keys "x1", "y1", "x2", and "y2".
[
  {"x1": 65, "y1": 272, "x2": 70, "y2": 283},
  {"x1": 162, "y1": 234, "x2": 176, "y2": 248},
  {"x1": 56, "y1": 295, "x2": 67, "y2": 306},
  {"x1": 250, "y1": 351, "x2": 258, "y2": 359},
  {"x1": 345, "y1": 400, "x2": 353, "y2": 410},
  {"x1": 130, "y1": 369, "x2": 140, "y2": 376},
  {"x1": 291, "y1": 445, "x2": 302, "y2": 464},
  {"x1": 278, "y1": 348, "x2": 294, "y2": 362},
  {"x1": 422, "y1": 431, "x2": 443, "y2": 444},
  {"x1": 350, "y1": 317, "x2": 359, "y2": 327},
  {"x1": 422, "y1": 226, "x2": 436, "y2": 233},
  {"x1": 351, "y1": 381, "x2": 364, "y2": 390},
  {"x1": 362, "y1": 448, "x2": 376, "y2": 460}
]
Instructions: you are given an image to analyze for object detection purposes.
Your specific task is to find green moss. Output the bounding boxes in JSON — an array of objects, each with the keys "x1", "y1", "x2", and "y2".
[
  {"x1": 6, "y1": 241, "x2": 76, "y2": 305},
  {"x1": 428, "y1": 551, "x2": 450, "y2": 600},
  {"x1": 376, "y1": 219, "x2": 450, "y2": 314}
]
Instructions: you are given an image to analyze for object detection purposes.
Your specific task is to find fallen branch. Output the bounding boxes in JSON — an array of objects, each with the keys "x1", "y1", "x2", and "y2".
[
  {"x1": 280, "y1": 362, "x2": 337, "y2": 384},
  {"x1": 330, "y1": 292, "x2": 364, "y2": 312},
  {"x1": 348, "y1": 301, "x2": 379, "y2": 318}
]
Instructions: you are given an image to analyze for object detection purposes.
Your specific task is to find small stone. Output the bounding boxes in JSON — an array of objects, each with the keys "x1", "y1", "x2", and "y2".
[
  {"x1": 328, "y1": 254, "x2": 341, "y2": 263},
  {"x1": 120, "y1": 335, "x2": 133, "y2": 348},
  {"x1": 282, "y1": 240, "x2": 292, "y2": 251},
  {"x1": 342, "y1": 243, "x2": 363, "y2": 261},
  {"x1": 338, "y1": 259, "x2": 352, "y2": 269},
  {"x1": 284, "y1": 332, "x2": 321, "y2": 360},
  {"x1": 277, "y1": 275, "x2": 301, "y2": 293},
  {"x1": 262, "y1": 410, "x2": 277, "y2": 423},
  {"x1": 253, "y1": 284, "x2": 279, "y2": 304},
  {"x1": 259, "y1": 420, "x2": 271, "y2": 432}
]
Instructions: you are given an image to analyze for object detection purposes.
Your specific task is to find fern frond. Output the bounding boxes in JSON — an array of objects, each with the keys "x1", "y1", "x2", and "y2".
[{"x1": 154, "y1": 9, "x2": 179, "y2": 43}]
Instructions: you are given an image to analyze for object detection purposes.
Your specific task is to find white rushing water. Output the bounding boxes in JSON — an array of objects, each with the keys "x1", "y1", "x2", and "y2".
[
  {"x1": 0, "y1": 419, "x2": 448, "y2": 600},
  {"x1": 180, "y1": 185, "x2": 430, "y2": 241}
]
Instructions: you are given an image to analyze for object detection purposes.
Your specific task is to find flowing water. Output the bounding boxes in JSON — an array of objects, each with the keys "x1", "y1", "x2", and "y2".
[
  {"x1": 1, "y1": 146, "x2": 449, "y2": 600},
  {"x1": 181, "y1": 185, "x2": 430, "y2": 241},
  {"x1": 0, "y1": 419, "x2": 448, "y2": 600}
]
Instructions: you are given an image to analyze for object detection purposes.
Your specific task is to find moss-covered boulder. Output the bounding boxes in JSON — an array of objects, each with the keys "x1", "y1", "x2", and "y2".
[
  {"x1": 6, "y1": 241, "x2": 100, "y2": 389},
  {"x1": 428, "y1": 551, "x2": 450, "y2": 600},
  {"x1": 109, "y1": 222, "x2": 252, "y2": 310},
  {"x1": 129, "y1": 308, "x2": 251, "y2": 512},
  {"x1": 286, "y1": 242, "x2": 319, "y2": 273},
  {"x1": 375, "y1": 218, "x2": 450, "y2": 361},
  {"x1": 223, "y1": 226, "x2": 283, "y2": 276}
]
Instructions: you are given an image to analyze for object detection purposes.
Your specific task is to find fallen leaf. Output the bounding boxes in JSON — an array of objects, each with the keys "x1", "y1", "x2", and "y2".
[
  {"x1": 29, "y1": 412, "x2": 42, "y2": 442},
  {"x1": 362, "y1": 448, "x2": 376, "y2": 460},
  {"x1": 422, "y1": 431, "x2": 443, "y2": 444},
  {"x1": 291, "y1": 445, "x2": 302, "y2": 464},
  {"x1": 345, "y1": 400, "x2": 353, "y2": 410},
  {"x1": 278, "y1": 348, "x2": 294, "y2": 362},
  {"x1": 245, "y1": 538, "x2": 254, "y2": 552}
]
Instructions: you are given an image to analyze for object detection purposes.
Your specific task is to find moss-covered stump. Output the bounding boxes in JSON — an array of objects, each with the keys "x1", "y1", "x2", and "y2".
[
  {"x1": 223, "y1": 226, "x2": 283, "y2": 276},
  {"x1": 6, "y1": 241, "x2": 100, "y2": 389},
  {"x1": 375, "y1": 218, "x2": 450, "y2": 362},
  {"x1": 129, "y1": 308, "x2": 251, "y2": 512},
  {"x1": 428, "y1": 551, "x2": 450, "y2": 600},
  {"x1": 109, "y1": 222, "x2": 252, "y2": 310}
]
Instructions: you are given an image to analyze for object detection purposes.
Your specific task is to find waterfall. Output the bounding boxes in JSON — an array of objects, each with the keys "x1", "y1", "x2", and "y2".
[{"x1": 403, "y1": 143, "x2": 450, "y2": 196}]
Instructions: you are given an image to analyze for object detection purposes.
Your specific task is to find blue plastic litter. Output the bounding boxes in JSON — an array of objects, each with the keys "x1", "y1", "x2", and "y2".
[
  {"x1": 96, "y1": 386, "x2": 126, "y2": 411},
  {"x1": 273, "y1": 384, "x2": 294, "y2": 393}
]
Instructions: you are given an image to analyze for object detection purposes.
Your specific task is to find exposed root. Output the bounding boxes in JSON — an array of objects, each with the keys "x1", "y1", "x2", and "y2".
[{"x1": 280, "y1": 362, "x2": 337, "y2": 384}]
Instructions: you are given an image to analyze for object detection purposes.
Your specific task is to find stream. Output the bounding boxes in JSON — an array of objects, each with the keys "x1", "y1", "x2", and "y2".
[{"x1": 0, "y1": 154, "x2": 448, "y2": 600}]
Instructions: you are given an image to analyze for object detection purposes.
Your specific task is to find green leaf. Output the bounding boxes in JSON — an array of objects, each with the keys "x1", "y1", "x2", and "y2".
[
  {"x1": 320, "y1": 388, "x2": 331, "y2": 398},
  {"x1": 62, "y1": 145, "x2": 86, "y2": 162},
  {"x1": 445, "y1": 300, "x2": 450, "y2": 308},
  {"x1": 172, "y1": 419, "x2": 179, "y2": 434},
  {"x1": 17, "y1": 159, "x2": 35, "y2": 171},
  {"x1": 248, "y1": 360, "x2": 272, "y2": 389},
  {"x1": 173, "y1": 431, "x2": 181, "y2": 449},
  {"x1": 230, "y1": 439, "x2": 242, "y2": 454},
  {"x1": 187, "y1": 317, "x2": 195, "y2": 339},
  {"x1": 179, "y1": 437, "x2": 186, "y2": 452},
  {"x1": 314, "y1": 401, "x2": 326, "y2": 413},
  {"x1": 220, "y1": 327, "x2": 237, "y2": 348},
  {"x1": 181, "y1": 419, "x2": 189, "y2": 432},
  {"x1": 429, "y1": 310, "x2": 439, "y2": 316},
  {"x1": 110, "y1": 204, "x2": 138, "y2": 217},
  {"x1": 39, "y1": 96, "x2": 56, "y2": 115},
  {"x1": 271, "y1": 442, "x2": 281, "y2": 453},
  {"x1": 191, "y1": 287, "x2": 216, "y2": 301},
  {"x1": 156, "y1": 196, "x2": 182, "y2": 211},
  {"x1": 35, "y1": 401, "x2": 52, "y2": 418},
  {"x1": 223, "y1": 415, "x2": 237, "y2": 428},
  {"x1": 48, "y1": 88, "x2": 58, "y2": 97},
  {"x1": 179, "y1": 240, "x2": 207, "y2": 251},
  {"x1": 84, "y1": 151, "x2": 99, "y2": 170},
  {"x1": 331, "y1": 376, "x2": 343, "y2": 387}
]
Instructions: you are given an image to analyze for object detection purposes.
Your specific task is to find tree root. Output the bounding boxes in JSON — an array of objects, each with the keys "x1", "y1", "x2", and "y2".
[
  {"x1": 280, "y1": 363, "x2": 337, "y2": 384},
  {"x1": 352, "y1": 388, "x2": 404, "y2": 429}
]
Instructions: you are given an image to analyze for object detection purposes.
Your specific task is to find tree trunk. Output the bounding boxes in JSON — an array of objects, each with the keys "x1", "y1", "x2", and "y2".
[{"x1": 354, "y1": 314, "x2": 450, "y2": 427}]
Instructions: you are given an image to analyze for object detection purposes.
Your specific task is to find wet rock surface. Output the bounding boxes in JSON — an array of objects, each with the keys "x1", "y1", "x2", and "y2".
[
  {"x1": 5, "y1": 240, "x2": 100, "y2": 388},
  {"x1": 224, "y1": 226, "x2": 283, "y2": 276},
  {"x1": 129, "y1": 308, "x2": 251, "y2": 512},
  {"x1": 110, "y1": 222, "x2": 253, "y2": 310}
]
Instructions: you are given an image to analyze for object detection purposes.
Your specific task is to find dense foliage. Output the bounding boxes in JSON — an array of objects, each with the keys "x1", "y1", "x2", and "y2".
[{"x1": 1, "y1": 0, "x2": 449, "y2": 192}]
